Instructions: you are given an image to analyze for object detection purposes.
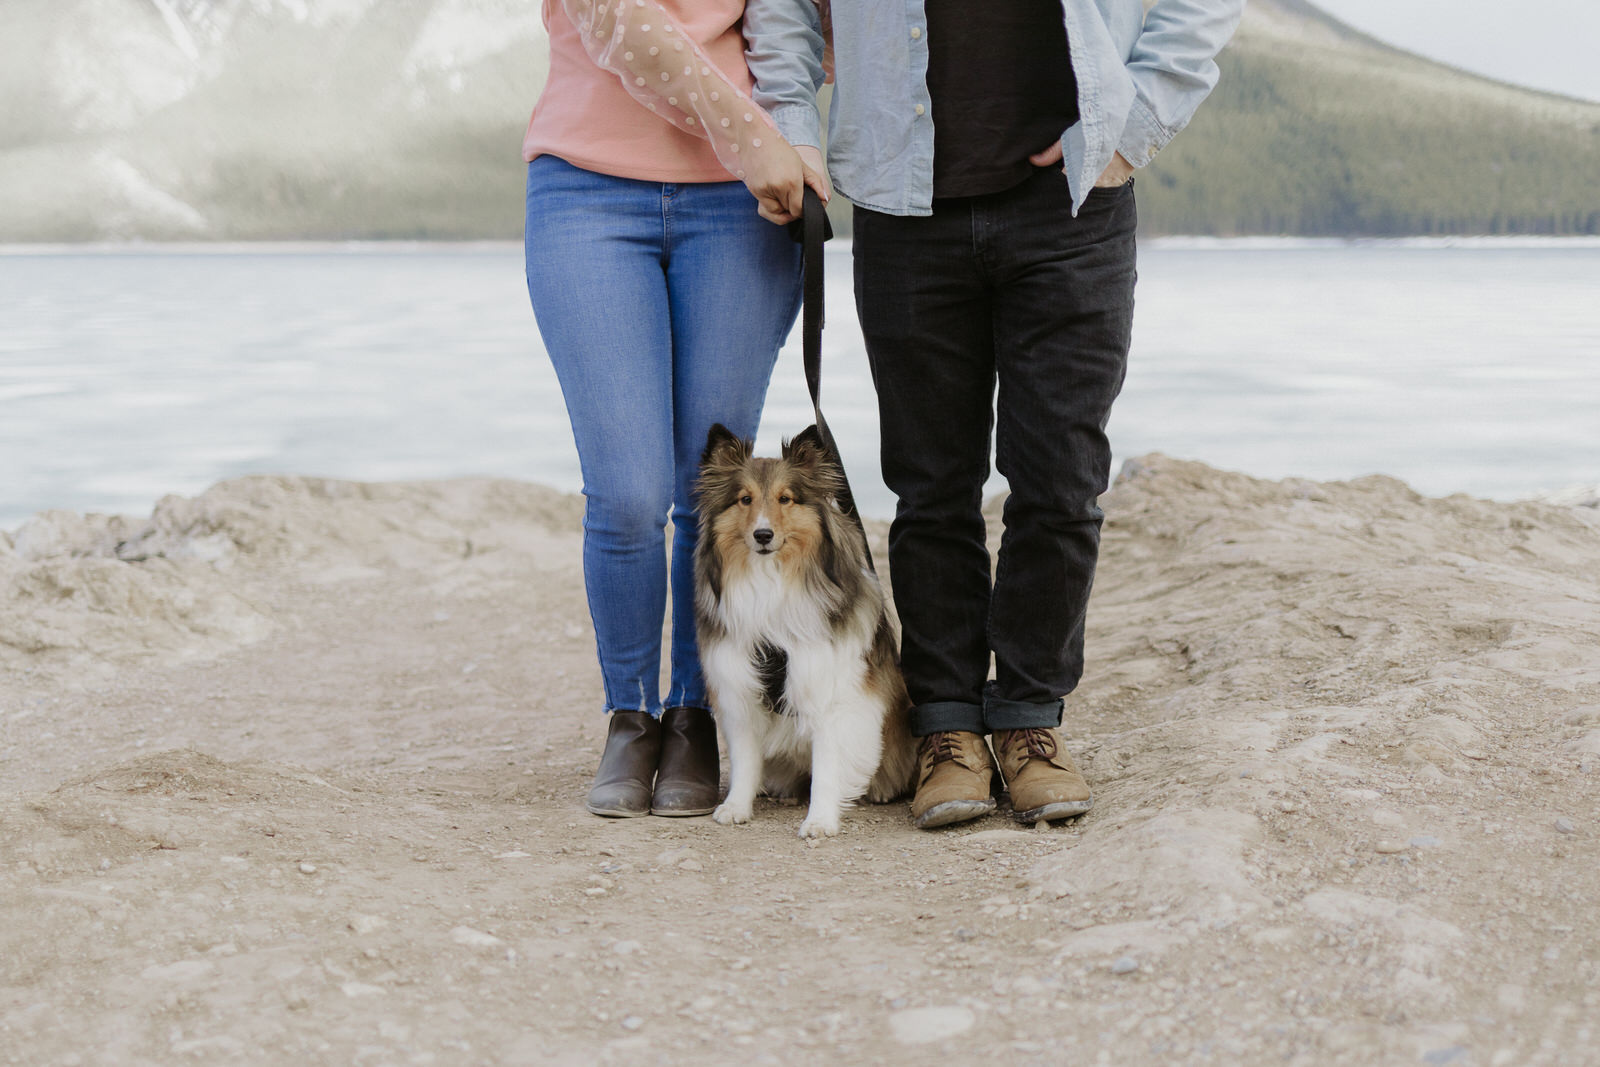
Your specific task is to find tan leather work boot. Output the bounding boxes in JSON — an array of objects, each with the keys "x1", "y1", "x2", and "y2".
[
  {"x1": 910, "y1": 731, "x2": 998, "y2": 829},
  {"x1": 993, "y1": 726, "x2": 1093, "y2": 823}
]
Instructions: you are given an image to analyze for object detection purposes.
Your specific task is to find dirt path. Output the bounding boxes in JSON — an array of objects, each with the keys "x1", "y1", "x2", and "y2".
[{"x1": 3, "y1": 458, "x2": 1597, "y2": 1066}]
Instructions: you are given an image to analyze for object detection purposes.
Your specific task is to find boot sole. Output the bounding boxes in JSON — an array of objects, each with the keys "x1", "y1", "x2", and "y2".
[
  {"x1": 914, "y1": 797, "x2": 997, "y2": 829},
  {"x1": 650, "y1": 805, "x2": 716, "y2": 817},
  {"x1": 585, "y1": 802, "x2": 651, "y2": 818},
  {"x1": 1012, "y1": 798, "x2": 1093, "y2": 823}
]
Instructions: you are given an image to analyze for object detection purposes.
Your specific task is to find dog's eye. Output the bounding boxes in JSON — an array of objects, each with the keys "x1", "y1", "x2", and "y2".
[
  {"x1": 779, "y1": 494, "x2": 794, "y2": 506},
  {"x1": 739, "y1": 494, "x2": 753, "y2": 506}
]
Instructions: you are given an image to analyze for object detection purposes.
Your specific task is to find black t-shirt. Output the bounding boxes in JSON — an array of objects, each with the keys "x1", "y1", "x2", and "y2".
[{"x1": 924, "y1": 0, "x2": 1079, "y2": 199}]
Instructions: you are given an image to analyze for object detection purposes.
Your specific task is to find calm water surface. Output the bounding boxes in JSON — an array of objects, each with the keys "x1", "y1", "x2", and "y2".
[{"x1": 1, "y1": 239, "x2": 1596, "y2": 530}]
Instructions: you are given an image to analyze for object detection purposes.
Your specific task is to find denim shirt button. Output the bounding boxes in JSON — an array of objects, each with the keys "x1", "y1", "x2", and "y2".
[
  {"x1": 910, "y1": 26, "x2": 922, "y2": 39},
  {"x1": 914, "y1": 104, "x2": 926, "y2": 116}
]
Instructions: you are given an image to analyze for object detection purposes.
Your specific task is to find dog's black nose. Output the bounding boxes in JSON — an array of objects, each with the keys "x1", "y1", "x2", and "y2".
[{"x1": 752, "y1": 528, "x2": 774, "y2": 546}]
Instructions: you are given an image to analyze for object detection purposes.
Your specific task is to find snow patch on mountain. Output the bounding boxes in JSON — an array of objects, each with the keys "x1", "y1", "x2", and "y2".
[
  {"x1": 405, "y1": 0, "x2": 547, "y2": 81},
  {"x1": 94, "y1": 153, "x2": 210, "y2": 235}
]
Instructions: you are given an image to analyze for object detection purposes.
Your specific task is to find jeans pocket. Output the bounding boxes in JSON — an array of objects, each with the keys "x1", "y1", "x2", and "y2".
[{"x1": 1089, "y1": 175, "x2": 1135, "y2": 195}]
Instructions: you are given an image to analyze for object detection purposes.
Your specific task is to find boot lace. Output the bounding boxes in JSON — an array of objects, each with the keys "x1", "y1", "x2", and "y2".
[
  {"x1": 919, "y1": 731, "x2": 965, "y2": 767},
  {"x1": 1008, "y1": 727, "x2": 1059, "y2": 763}
]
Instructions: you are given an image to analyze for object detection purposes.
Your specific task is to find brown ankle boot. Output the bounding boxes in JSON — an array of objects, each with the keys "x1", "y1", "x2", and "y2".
[
  {"x1": 910, "y1": 731, "x2": 997, "y2": 829},
  {"x1": 993, "y1": 726, "x2": 1092, "y2": 823},
  {"x1": 586, "y1": 711, "x2": 661, "y2": 818},
  {"x1": 651, "y1": 706, "x2": 721, "y2": 816}
]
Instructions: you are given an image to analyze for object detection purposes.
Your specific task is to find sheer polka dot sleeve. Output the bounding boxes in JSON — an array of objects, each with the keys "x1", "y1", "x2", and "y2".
[{"x1": 560, "y1": 0, "x2": 789, "y2": 181}]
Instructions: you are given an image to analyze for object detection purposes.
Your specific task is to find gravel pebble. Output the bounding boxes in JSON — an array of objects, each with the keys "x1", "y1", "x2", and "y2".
[
  {"x1": 348, "y1": 914, "x2": 387, "y2": 935},
  {"x1": 450, "y1": 925, "x2": 503, "y2": 948},
  {"x1": 889, "y1": 1006, "x2": 975, "y2": 1045},
  {"x1": 1110, "y1": 956, "x2": 1139, "y2": 975},
  {"x1": 340, "y1": 981, "x2": 386, "y2": 998},
  {"x1": 1554, "y1": 818, "x2": 1575, "y2": 834}
]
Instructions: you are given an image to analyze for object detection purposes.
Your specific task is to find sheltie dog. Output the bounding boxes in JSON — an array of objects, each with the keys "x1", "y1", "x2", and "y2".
[{"x1": 693, "y1": 423, "x2": 916, "y2": 838}]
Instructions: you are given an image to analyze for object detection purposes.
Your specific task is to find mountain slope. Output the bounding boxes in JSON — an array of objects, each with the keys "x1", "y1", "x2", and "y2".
[
  {"x1": 0, "y1": 0, "x2": 1595, "y2": 239},
  {"x1": 0, "y1": 0, "x2": 549, "y2": 241},
  {"x1": 1135, "y1": 0, "x2": 1600, "y2": 235}
]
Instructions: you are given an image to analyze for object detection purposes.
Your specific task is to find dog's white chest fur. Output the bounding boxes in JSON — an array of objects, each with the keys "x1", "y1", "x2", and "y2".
[
  {"x1": 702, "y1": 558, "x2": 893, "y2": 838},
  {"x1": 717, "y1": 557, "x2": 843, "y2": 649}
]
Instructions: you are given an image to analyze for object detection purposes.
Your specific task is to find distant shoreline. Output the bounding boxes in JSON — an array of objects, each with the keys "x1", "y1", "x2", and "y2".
[{"x1": 5, "y1": 235, "x2": 1600, "y2": 256}]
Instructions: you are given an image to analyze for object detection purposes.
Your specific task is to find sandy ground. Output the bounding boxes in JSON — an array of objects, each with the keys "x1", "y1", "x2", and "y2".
[{"x1": 2, "y1": 455, "x2": 1598, "y2": 1066}]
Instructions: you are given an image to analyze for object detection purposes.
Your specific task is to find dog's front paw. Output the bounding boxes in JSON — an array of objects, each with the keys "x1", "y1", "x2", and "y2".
[
  {"x1": 713, "y1": 802, "x2": 752, "y2": 826},
  {"x1": 797, "y1": 813, "x2": 840, "y2": 839}
]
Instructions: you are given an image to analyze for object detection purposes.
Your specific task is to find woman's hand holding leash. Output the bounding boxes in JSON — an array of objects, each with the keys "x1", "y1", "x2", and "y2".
[{"x1": 748, "y1": 143, "x2": 831, "y2": 226}]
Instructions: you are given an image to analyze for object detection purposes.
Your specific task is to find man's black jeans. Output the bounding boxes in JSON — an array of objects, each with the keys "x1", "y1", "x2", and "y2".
[{"x1": 852, "y1": 167, "x2": 1137, "y2": 737}]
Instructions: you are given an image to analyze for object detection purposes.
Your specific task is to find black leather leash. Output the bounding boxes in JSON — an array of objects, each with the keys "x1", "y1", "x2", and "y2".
[{"x1": 795, "y1": 185, "x2": 873, "y2": 569}]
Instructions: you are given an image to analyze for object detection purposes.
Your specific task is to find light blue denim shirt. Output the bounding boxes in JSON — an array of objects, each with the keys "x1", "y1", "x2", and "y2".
[{"x1": 743, "y1": 0, "x2": 1245, "y2": 216}]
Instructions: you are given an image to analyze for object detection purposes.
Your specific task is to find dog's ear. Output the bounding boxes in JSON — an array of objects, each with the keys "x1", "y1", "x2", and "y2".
[
  {"x1": 782, "y1": 424, "x2": 829, "y2": 469},
  {"x1": 701, "y1": 423, "x2": 750, "y2": 469}
]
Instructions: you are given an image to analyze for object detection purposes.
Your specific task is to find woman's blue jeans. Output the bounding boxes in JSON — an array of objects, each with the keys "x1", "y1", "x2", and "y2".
[{"x1": 524, "y1": 155, "x2": 803, "y2": 717}]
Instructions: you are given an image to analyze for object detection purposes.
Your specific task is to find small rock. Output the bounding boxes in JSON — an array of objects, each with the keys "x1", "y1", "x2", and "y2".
[
  {"x1": 621, "y1": 1015, "x2": 644, "y2": 1031},
  {"x1": 678, "y1": 859, "x2": 704, "y2": 872},
  {"x1": 889, "y1": 1006, "x2": 975, "y2": 1045},
  {"x1": 340, "y1": 981, "x2": 387, "y2": 998},
  {"x1": 960, "y1": 829, "x2": 1034, "y2": 844},
  {"x1": 450, "y1": 926, "x2": 503, "y2": 949},
  {"x1": 1554, "y1": 818, "x2": 1575, "y2": 834},
  {"x1": 1374, "y1": 840, "x2": 1408, "y2": 854},
  {"x1": 348, "y1": 914, "x2": 387, "y2": 935},
  {"x1": 1110, "y1": 956, "x2": 1139, "y2": 975},
  {"x1": 584, "y1": 887, "x2": 608, "y2": 897},
  {"x1": 1409, "y1": 835, "x2": 1441, "y2": 848},
  {"x1": 611, "y1": 940, "x2": 642, "y2": 956},
  {"x1": 495, "y1": 851, "x2": 532, "y2": 860},
  {"x1": 140, "y1": 960, "x2": 214, "y2": 983},
  {"x1": 298, "y1": 862, "x2": 317, "y2": 875}
]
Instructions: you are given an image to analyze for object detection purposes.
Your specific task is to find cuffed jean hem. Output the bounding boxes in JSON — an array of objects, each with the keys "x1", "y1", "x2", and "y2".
[
  {"x1": 909, "y1": 701, "x2": 986, "y2": 737},
  {"x1": 984, "y1": 694, "x2": 1065, "y2": 732}
]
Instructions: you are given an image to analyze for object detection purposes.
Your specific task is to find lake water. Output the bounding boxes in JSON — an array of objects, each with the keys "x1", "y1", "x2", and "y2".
[{"x1": 2, "y1": 239, "x2": 1597, "y2": 531}]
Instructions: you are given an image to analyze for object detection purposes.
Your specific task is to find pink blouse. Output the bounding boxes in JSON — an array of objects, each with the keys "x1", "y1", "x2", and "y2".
[{"x1": 523, "y1": 0, "x2": 787, "y2": 184}]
